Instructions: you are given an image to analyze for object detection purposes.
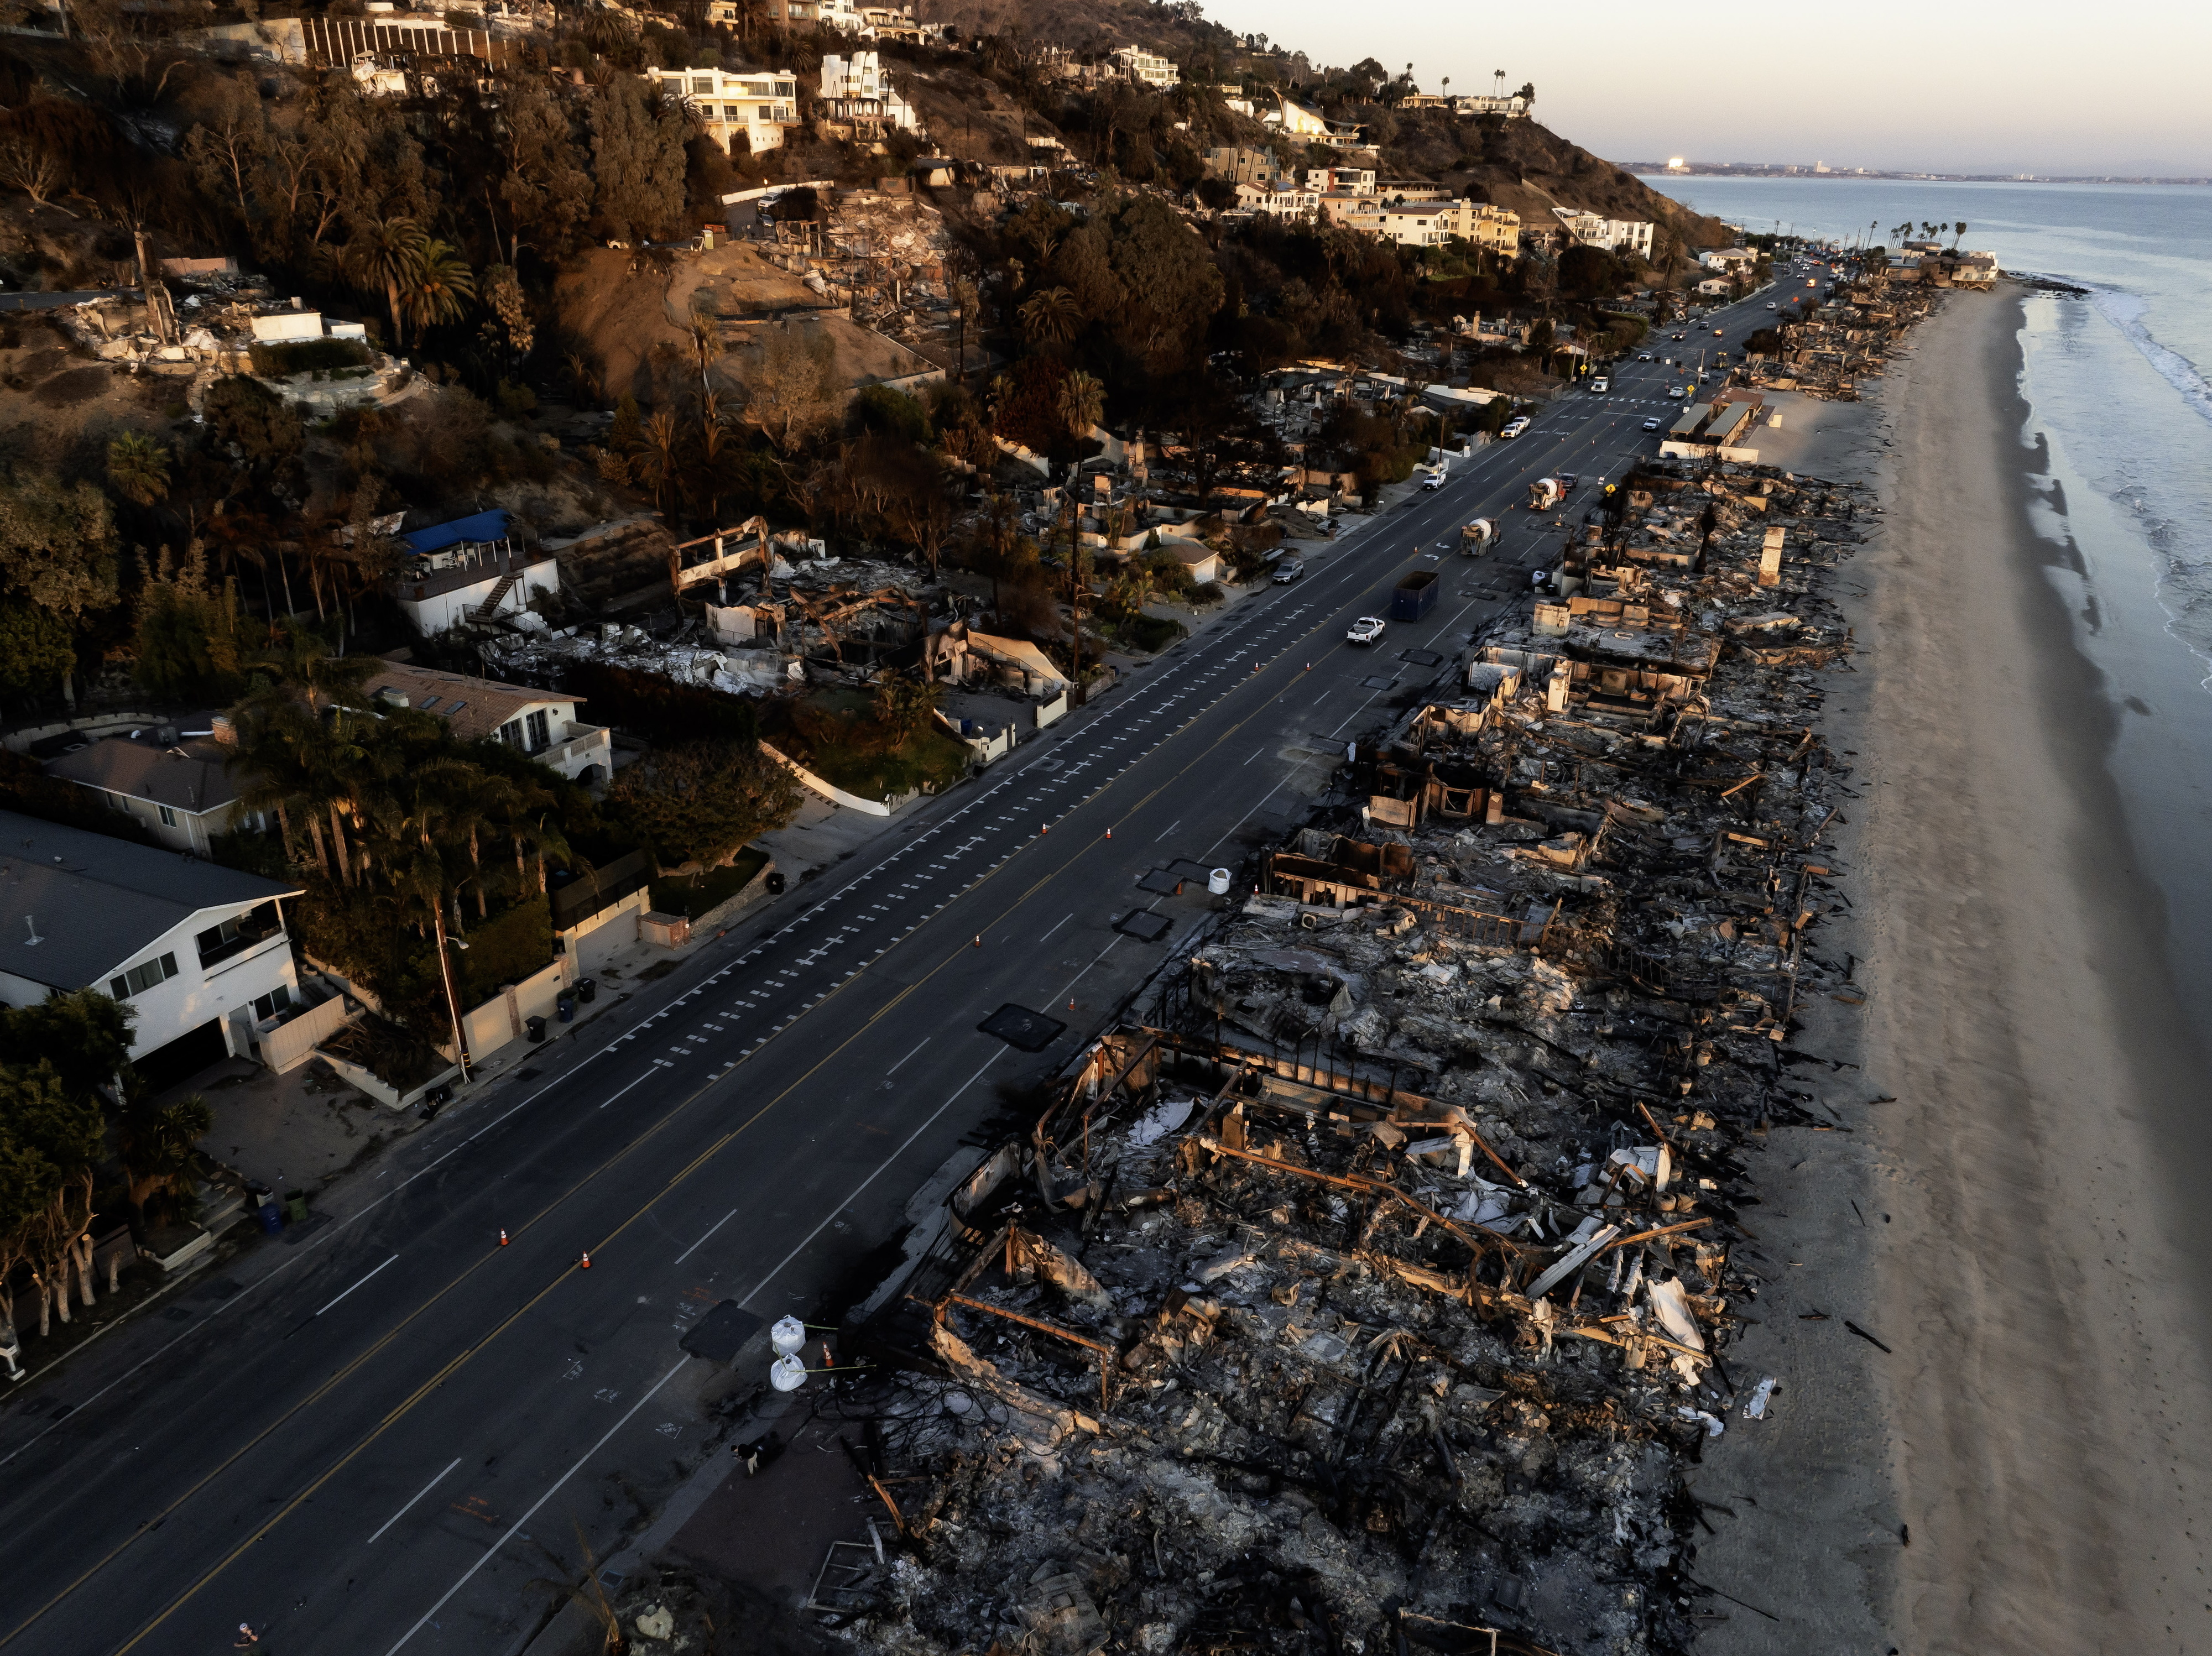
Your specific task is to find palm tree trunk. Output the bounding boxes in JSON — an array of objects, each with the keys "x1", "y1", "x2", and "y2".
[
  {"x1": 306, "y1": 811, "x2": 330, "y2": 879},
  {"x1": 432, "y1": 902, "x2": 469, "y2": 1079},
  {"x1": 328, "y1": 802, "x2": 351, "y2": 884}
]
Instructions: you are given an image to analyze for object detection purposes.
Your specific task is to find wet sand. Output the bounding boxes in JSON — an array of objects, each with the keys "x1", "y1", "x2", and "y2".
[{"x1": 1693, "y1": 285, "x2": 2212, "y2": 1654}]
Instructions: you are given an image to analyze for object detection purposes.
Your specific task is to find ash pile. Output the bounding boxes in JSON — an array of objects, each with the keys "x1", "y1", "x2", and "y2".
[{"x1": 812, "y1": 460, "x2": 1870, "y2": 1655}]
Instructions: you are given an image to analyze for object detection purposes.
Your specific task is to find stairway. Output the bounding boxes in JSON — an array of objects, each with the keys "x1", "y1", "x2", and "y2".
[{"x1": 471, "y1": 568, "x2": 521, "y2": 620}]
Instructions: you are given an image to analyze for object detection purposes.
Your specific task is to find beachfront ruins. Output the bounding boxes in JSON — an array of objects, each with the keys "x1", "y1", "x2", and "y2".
[{"x1": 589, "y1": 463, "x2": 1872, "y2": 1656}]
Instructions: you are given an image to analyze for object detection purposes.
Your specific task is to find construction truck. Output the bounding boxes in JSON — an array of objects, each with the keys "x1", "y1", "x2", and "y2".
[
  {"x1": 1526, "y1": 477, "x2": 1564, "y2": 511},
  {"x1": 1459, "y1": 518, "x2": 1497, "y2": 555}
]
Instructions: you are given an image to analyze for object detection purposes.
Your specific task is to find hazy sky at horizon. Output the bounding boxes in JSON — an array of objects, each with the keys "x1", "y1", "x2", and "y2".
[{"x1": 1194, "y1": 0, "x2": 2212, "y2": 175}]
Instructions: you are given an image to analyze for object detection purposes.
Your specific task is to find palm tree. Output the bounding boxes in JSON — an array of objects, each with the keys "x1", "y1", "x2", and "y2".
[
  {"x1": 117, "y1": 1092, "x2": 212, "y2": 1236},
  {"x1": 948, "y1": 278, "x2": 979, "y2": 382},
  {"x1": 1952, "y1": 220, "x2": 1968, "y2": 249},
  {"x1": 403, "y1": 239, "x2": 476, "y2": 338},
  {"x1": 347, "y1": 215, "x2": 427, "y2": 348},
  {"x1": 385, "y1": 844, "x2": 472, "y2": 1080},
  {"x1": 107, "y1": 431, "x2": 170, "y2": 505},
  {"x1": 635, "y1": 410, "x2": 684, "y2": 518},
  {"x1": 1058, "y1": 369, "x2": 1105, "y2": 438},
  {"x1": 1019, "y1": 286, "x2": 1081, "y2": 347}
]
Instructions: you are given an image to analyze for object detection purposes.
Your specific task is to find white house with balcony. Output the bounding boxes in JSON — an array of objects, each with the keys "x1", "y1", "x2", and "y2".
[
  {"x1": 645, "y1": 66, "x2": 800, "y2": 154},
  {"x1": 1110, "y1": 44, "x2": 1180, "y2": 88},
  {"x1": 820, "y1": 51, "x2": 921, "y2": 132},
  {"x1": 1553, "y1": 208, "x2": 1655, "y2": 261},
  {"x1": 0, "y1": 810, "x2": 304, "y2": 1077},
  {"x1": 389, "y1": 509, "x2": 560, "y2": 635},
  {"x1": 358, "y1": 662, "x2": 613, "y2": 786}
]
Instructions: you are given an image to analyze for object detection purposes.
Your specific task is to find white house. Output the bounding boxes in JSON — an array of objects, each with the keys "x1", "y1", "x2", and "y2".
[
  {"x1": 1554, "y1": 210, "x2": 1655, "y2": 261},
  {"x1": 819, "y1": 51, "x2": 921, "y2": 132},
  {"x1": 358, "y1": 661, "x2": 613, "y2": 785},
  {"x1": 389, "y1": 509, "x2": 560, "y2": 635},
  {"x1": 1109, "y1": 44, "x2": 1180, "y2": 88},
  {"x1": 645, "y1": 66, "x2": 801, "y2": 154},
  {"x1": 44, "y1": 723, "x2": 268, "y2": 855},
  {"x1": 1700, "y1": 247, "x2": 1756, "y2": 272},
  {"x1": 0, "y1": 811, "x2": 303, "y2": 1077}
]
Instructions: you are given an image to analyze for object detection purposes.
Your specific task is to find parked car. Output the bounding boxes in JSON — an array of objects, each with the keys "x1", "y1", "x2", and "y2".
[
  {"x1": 1421, "y1": 472, "x2": 1447, "y2": 491},
  {"x1": 1272, "y1": 557, "x2": 1305, "y2": 584},
  {"x1": 1346, "y1": 617, "x2": 1385, "y2": 646},
  {"x1": 1501, "y1": 416, "x2": 1530, "y2": 438},
  {"x1": 1642, "y1": 417, "x2": 1662, "y2": 431}
]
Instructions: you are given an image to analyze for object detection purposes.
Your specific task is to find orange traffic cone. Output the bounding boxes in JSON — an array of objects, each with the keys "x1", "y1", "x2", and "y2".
[
  {"x1": 499, "y1": 1229, "x2": 509, "y2": 1246},
  {"x1": 973, "y1": 933, "x2": 982, "y2": 948},
  {"x1": 1105, "y1": 828, "x2": 1113, "y2": 840},
  {"x1": 578, "y1": 1251, "x2": 592, "y2": 1270}
]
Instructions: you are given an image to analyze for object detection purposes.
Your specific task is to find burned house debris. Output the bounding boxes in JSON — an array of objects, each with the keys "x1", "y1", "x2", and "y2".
[{"x1": 765, "y1": 462, "x2": 1876, "y2": 1656}]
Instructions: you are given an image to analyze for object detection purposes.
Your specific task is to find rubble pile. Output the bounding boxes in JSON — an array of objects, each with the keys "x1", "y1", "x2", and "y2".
[
  {"x1": 481, "y1": 550, "x2": 942, "y2": 695},
  {"x1": 818, "y1": 460, "x2": 1873, "y2": 1655},
  {"x1": 1738, "y1": 269, "x2": 1936, "y2": 399}
]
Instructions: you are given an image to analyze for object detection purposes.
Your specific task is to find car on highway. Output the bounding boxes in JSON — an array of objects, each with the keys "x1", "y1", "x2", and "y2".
[
  {"x1": 1766, "y1": 301, "x2": 1777, "y2": 309},
  {"x1": 1638, "y1": 352, "x2": 1653, "y2": 361},
  {"x1": 1272, "y1": 557, "x2": 1305, "y2": 584},
  {"x1": 1713, "y1": 327, "x2": 1724, "y2": 336},
  {"x1": 1346, "y1": 616, "x2": 1385, "y2": 646},
  {"x1": 1642, "y1": 417, "x2": 1662, "y2": 431},
  {"x1": 1589, "y1": 377, "x2": 1609, "y2": 393},
  {"x1": 1421, "y1": 472, "x2": 1448, "y2": 490},
  {"x1": 1670, "y1": 332, "x2": 1685, "y2": 341},
  {"x1": 1501, "y1": 416, "x2": 1530, "y2": 438}
]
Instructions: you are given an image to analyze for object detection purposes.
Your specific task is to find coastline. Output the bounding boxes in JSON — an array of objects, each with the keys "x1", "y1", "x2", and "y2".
[{"x1": 1697, "y1": 283, "x2": 2212, "y2": 1651}]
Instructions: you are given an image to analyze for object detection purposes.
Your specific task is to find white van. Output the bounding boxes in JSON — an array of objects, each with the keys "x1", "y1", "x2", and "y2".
[{"x1": 1590, "y1": 377, "x2": 1610, "y2": 394}]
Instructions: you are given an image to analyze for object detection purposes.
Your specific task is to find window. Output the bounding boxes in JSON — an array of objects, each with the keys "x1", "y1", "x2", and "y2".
[
  {"x1": 110, "y1": 953, "x2": 179, "y2": 999},
  {"x1": 158, "y1": 804, "x2": 178, "y2": 828},
  {"x1": 197, "y1": 901, "x2": 283, "y2": 969},
  {"x1": 526, "y1": 709, "x2": 550, "y2": 752},
  {"x1": 252, "y1": 985, "x2": 294, "y2": 1020},
  {"x1": 106, "y1": 791, "x2": 128, "y2": 813},
  {"x1": 499, "y1": 718, "x2": 526, "y2": 750},
  {"x1": 418, "y1": 695, "x2": 442, "y2": 710},
  {"x1": 692, "y1": 75, "x2": 714, "y2": 94},
  {"x1": 757, "y1": 104, "x2": 773, "y2": 121}
]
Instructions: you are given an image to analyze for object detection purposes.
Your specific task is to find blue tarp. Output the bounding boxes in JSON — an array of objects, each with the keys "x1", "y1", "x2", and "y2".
[{"x1": 400, "y1": 509, "x2": 511, "y2": 555}]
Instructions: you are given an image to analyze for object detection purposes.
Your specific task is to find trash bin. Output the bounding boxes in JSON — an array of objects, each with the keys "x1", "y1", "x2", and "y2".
[
  {"x1": 525, "y1": 1014, "x2": 546, "y2": 1043},
  {"x1": 556, "y1": 992, "x2": 575, "y2": 1023},
  {"x1": 284, "y1": 1190, "x2": 308, "y2": 1225},
  {"x1": 576, "y1": 977, "x2": 597, "y2": 1005},
  {"x1": 258, "y1": 1198, "x2": 284, "y2": 1235},
  {"x1": 766, "y1": 871, "x2": 786, "y2": 896}
]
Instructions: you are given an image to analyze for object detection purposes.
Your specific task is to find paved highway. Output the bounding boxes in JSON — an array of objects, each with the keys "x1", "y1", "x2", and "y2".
[{"x1": 0, "y1": 279, "x2": 1795, "y2": 1656}]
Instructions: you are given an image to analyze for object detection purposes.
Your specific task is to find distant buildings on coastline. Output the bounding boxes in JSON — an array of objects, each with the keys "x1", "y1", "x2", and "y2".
[{"x1": 1631, "y1": 160, "x2": 2211, "y2": 186}]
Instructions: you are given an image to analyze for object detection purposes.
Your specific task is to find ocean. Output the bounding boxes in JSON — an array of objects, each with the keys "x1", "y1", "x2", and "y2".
[
  {"x1": 1640, "y1": 176, "x2": 2212, "y2": 674},
  {"x1": 1644, "y1": 174, "x2": 2212, "y2": 1041}
]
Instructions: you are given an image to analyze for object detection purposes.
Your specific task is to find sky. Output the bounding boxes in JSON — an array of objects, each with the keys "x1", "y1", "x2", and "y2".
[{"x1": 1194, "y1": 0, "x2": 2212, "y2": 176}]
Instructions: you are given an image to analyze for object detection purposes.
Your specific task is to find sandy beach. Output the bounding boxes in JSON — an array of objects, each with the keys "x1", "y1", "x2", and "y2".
[{"x1": 1691, "y1": 286, "x2": 2212, "y2": 1653}]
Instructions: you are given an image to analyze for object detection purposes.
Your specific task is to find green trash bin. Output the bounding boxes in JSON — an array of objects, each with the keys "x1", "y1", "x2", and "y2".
[{"x1": 284, "y1": 1189, "x2": 309, "y2": 1225}]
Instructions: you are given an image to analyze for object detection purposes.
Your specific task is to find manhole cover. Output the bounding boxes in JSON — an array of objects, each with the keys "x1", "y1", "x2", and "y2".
[
  {"x1": 1361, "y1": 675, "x2": 1397, "y2": 690},
  {"x1": 977, "y1": 1004, "x2": 1068, "y2": 1052},
  {"x1": 1399, "y1": 649, "x2": 1444, "y2": 668},
  {"x1": 1136, "y1": 869, "x2": 1182, "y2": 895},
  {"x1": 1114, "y1": 911, "x2": 1174, "y2": 942}
]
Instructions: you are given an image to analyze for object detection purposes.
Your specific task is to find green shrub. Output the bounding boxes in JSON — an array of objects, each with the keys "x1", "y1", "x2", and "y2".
[
  {"x1": 565, "y1": 660, "x2": 760, "y2": 745},
  {"x1": 247, "y1": 337, "x2": 373, "y2": 378}
]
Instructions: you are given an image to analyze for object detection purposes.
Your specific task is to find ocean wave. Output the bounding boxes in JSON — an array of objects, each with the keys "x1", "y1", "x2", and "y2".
[{"x1": 2069, "y1": 281, "x2": 2212, "y2": 429}]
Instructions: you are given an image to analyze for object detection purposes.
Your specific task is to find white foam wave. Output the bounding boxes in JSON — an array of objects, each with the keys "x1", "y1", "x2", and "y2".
[{"x1": 2077, "y1": 281, "x2": 2212, "y2": 429}]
